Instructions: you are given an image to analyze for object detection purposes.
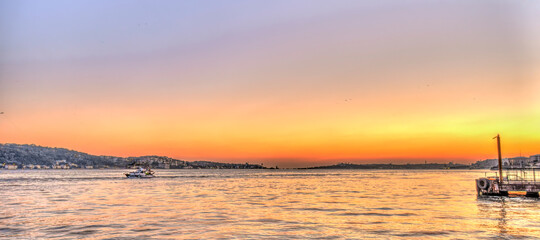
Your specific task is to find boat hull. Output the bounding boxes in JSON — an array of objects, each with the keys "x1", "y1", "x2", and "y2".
[{"x1": 125, "y1": 173, "x2": 154, "y2": 178}]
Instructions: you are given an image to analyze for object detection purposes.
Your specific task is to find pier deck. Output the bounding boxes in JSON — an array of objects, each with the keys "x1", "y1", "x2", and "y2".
[
  {"x1": 475, "y1": 135, "x2": 540, "y2": 197},
  {"x1": 476, "y1": 174, "x2": 540, "y2": 197}
]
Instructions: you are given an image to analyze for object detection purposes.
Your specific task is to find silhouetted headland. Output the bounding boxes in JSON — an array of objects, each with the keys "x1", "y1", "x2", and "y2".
[
  {"x1": 300, "y1": 162, "x2": 469, "y2": 170},
  {"x1": 0, "y1": 143, "x2": 266, "y2": 169}
]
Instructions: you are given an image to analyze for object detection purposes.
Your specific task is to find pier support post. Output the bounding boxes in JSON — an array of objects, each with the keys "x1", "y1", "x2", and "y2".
[{"x1": 525, "y1": 192, "x2": 540, "y2": 198}]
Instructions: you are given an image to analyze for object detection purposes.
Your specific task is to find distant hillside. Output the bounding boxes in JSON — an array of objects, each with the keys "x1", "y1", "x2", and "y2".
[{"x1": 0, "y1": 143, "x2": 265, "y2": 169}]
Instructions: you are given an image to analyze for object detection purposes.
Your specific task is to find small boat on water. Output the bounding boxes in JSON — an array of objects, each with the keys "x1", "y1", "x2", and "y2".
[{"x1": 125, "y1": 167, "x2": 155, "y2": 178}]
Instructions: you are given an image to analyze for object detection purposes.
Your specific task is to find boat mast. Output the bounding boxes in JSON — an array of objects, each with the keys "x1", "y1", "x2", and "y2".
[{"x1": 494, "y1": 134, "x2": 503, "y2": 183}]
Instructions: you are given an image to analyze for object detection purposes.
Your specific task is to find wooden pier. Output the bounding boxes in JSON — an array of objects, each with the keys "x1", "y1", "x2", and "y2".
[
  {"x1": 475, "y1": 135, "x2": 540, "y2": 198},
  {"x1": 476, "y1": 174, "x2": 540, "y2": 197}
]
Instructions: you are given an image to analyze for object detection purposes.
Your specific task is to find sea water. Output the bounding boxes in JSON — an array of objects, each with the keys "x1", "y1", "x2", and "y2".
[{"x1": 1, "y1": 169, "x2": 539, "y2": 239}]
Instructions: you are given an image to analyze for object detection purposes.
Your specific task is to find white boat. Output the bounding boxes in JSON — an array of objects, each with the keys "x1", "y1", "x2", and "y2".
[{"x1": 125, "y1": 167, "x2": 154, "y2": 178}]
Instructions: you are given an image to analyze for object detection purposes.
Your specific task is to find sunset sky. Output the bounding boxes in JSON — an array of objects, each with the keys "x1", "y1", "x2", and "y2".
[{"x1": 1, "y1": 0, "x2": 539, "y2": 167}]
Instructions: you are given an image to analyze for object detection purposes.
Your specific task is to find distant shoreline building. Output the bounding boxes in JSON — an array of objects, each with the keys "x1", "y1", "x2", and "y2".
[
  {"x1": 3, "y1": 164, "x2": 18, "y2": 170},
  {"x1": 474, "y1": 155, "x2": 540, "y2": 169},
  {"x1": 471, "y1": 159, "x2": 498, "y2": 169}
]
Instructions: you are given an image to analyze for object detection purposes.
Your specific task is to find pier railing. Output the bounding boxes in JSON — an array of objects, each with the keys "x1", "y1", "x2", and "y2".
[
  {"x1": 502, "y1": 168, "x2": 539, "y2": 184},
  {"x1": 485, "y1": 168, "x2": 539, "y2": 184}
]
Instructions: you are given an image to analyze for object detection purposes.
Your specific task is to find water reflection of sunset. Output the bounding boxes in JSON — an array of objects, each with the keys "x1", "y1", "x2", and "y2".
[{"x1": 3, "y1": 169, "x2": 539, "y2": 238}]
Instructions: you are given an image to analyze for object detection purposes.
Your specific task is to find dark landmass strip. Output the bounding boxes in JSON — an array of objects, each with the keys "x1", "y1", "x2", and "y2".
[
  {"x1": 301, "y1": 162, "x2": 470, "y2": 170},
  {"x1": 3, "y1": 143, "x2": 535, "y2": 170},
  {"x1": 0, "y1": 143, "x2": 265, "y2": 169}
]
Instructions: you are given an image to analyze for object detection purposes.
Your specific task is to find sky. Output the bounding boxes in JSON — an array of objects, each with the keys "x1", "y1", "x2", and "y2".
[{"x1": 1, "y1": 0, "x2": 540, "y2": 168}]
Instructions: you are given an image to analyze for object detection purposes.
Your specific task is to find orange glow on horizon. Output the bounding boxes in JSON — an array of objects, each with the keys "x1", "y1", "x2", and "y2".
[{"x1": 2, "y1": 1, "x2": 540, "y2": 168}]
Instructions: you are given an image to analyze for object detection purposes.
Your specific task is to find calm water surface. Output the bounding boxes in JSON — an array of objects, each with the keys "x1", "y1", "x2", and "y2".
[{"x1": 1, "y1": 169, "x2": 539, "y2": 239}]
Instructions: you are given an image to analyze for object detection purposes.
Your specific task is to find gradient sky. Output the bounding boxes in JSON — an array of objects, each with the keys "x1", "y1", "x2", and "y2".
[{"x1": 1, "y1": 0, "x2": 539, "y2": 167}]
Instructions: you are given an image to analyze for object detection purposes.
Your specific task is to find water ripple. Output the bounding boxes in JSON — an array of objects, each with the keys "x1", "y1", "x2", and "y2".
[{"x1": 1, "y1": 169, "x2": 539, "y2": 239}]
